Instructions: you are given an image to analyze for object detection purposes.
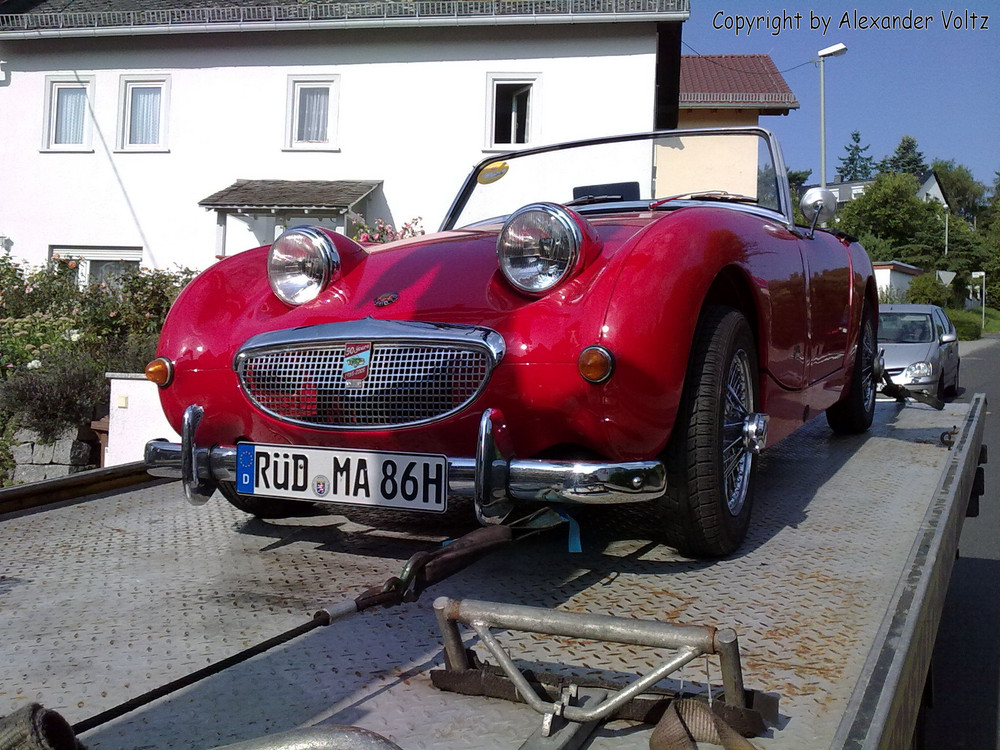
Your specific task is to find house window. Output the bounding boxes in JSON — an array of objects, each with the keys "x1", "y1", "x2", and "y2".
[
  {"x1": 51, "y1": 246, "x2": 143, "y2": 289},
  {"x1": 43, "y1": 76, "x2": 94, "y2": 151},
  {"x1": 119, "y1": 76, "x2": 170, "y2": 150},
  {"x1": 487, "y1": 74, "x2": 539, "y2": 149},
  {"x1": 286, "y1": 76, "x2": 340, "y2": 150}
]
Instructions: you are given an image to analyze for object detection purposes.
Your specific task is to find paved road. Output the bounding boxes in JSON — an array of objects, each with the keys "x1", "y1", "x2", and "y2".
[{"x1": 923, "y1": 334, "x2": 1000, "y2": 749}]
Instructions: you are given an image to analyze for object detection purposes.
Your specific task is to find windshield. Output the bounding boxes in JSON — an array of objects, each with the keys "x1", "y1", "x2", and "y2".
[
  {"x1": 879, "y1": 312, "x2": 935, "y2": 344},
  {"x1": 445, "y1": 128, "x2": 788, "y2": 230}
]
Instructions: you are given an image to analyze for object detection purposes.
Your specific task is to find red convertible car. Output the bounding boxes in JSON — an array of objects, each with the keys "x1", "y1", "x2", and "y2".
[{"x1": 146, "y1": 128, "x2": 877, "y2": 557}]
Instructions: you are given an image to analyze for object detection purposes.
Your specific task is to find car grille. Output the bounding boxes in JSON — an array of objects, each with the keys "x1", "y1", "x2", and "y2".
[{"x1": 236, "y1": 342, "x2": 494, "y2": 429}]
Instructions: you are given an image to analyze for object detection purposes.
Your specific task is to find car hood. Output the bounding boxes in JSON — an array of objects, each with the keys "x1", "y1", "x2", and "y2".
[
  {"x1": 880, "y1": 341, "x2": 935, "y2": 370},
  {"x1": 159, "y1": 213, "x2": 659, "y2": 370}
]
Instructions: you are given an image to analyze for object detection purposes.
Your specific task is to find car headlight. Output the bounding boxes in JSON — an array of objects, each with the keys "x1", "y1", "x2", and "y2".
[
  {"x1": 267, "y1": 226, "x2": 341, "y2": 305},
  {"x1": 497, "y1": 203, "x2": 583, "y2": 295},
  {"x1": 904, "y1": 361, "x2": 934, "y2": 380}
]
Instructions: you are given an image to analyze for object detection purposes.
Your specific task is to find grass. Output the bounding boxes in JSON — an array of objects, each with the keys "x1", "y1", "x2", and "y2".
[{"x1": 945, "y1": 306, "x2": 1000, "y2": 340}]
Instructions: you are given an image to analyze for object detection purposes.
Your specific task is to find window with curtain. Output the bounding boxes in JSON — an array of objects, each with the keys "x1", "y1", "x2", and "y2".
[
  {"x1": 128, "y1": 86, "x2": 161, "y2": 145},
  {"x1": 44, "y1": 76, "x2": 94, "y2": 150},
  {"x1": 54, "y1": 87, "x2": 87, "y2": 144},
  {"x1": 119, "y1": 76, "x2": 169, "y2": 150},
  {"x1": 296, "y1": 86, "x2": 329, "y2": 143},
  {"x1": 286, "y1": 76, "x2": 339, "y2": 150}
]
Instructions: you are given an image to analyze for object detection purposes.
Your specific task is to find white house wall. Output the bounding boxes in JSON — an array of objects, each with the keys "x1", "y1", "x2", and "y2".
[{"x1": 0, "y1": 25, "x2": 657, "y2": 272}]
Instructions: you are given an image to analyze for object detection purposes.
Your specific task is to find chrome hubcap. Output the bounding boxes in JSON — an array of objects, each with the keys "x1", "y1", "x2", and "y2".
[{"x1": 743, "y1": 413, "x2": 769, "y2": 454}]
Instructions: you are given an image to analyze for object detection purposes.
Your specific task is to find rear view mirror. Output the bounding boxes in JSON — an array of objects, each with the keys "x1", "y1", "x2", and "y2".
[{"x1": 800, "y1": 187, "x2": 838, "y2": 237}]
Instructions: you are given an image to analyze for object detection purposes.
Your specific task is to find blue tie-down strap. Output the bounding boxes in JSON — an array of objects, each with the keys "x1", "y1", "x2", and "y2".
[{"x1": 557, "y1": 509, "x2": 583, "y2": 553}]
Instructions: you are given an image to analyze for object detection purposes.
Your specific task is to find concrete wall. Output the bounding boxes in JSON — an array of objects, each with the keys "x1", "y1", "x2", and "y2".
[
  {"x1": 0, "y1": 25, "x2": 657, "y2": 272},
  {"x1": 106, "y1": 374, "x2": 179, "y2": 466}
]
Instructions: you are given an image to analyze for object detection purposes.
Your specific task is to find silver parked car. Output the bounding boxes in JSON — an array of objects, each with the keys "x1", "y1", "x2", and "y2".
[{"x1": 878, "y1": 304, "x2": 960, "y2": 398}]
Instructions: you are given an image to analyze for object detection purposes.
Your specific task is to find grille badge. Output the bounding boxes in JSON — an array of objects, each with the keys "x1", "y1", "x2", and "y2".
[
  {"x1": 374, "y1": 292, "x2": 399, "y2": 307},
  {"x1": 342, "y1": 342, "x2": 372, "y2": 384}
]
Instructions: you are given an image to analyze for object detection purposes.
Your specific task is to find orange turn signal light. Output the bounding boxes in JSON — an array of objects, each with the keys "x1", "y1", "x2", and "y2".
[
  {"x1": 145, "y1": 357, "x2": 174, "y2": 387},
  {"x1": 578, "y1": 346, "x2": 614, "y2": 384}
]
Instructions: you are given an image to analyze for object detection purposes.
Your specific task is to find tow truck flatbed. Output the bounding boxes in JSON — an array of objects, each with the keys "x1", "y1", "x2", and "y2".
[{"x1": 0, "y1": 397, "x2": 986, "y2": 749}]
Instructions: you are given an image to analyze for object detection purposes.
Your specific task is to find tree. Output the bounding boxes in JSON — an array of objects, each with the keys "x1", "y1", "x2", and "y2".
[
  {"x1": 837, "y1": 172, "x2": 943, "y2": 266},
  {"x1": 787, "y1": 168, "x2": 812, "y2": 193},
  {"x1": 878, "y1": 135, "x2": 928, "y2": 176},
  {"x1": 837, "y1": 130, "x2": 875, "y2": 181},
  {"x1": 787, "y1": 168, "x2": 812, "y2": 225},
  {"x1": 932, "y1": 159, "x2": 988, "y2": 224},
  {"x1": 905, "y1": 273, "x2": 950, "y2": 306}
]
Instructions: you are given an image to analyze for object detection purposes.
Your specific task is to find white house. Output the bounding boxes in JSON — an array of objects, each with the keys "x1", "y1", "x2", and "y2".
[
  {"x1": 0, "y1": 0, "x2": 689, "y2": 278},
  {"x1": 873, "y1": 260, "x2": 922, "y2": 300},
  {"x1": 804, "y1": 171, "x2": 951, "y2": 213}
]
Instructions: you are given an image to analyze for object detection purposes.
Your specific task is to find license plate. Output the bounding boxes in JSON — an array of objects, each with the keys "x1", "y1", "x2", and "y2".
[{"x1": 235, "y1": 443, "x2": 448, "y2": 513}]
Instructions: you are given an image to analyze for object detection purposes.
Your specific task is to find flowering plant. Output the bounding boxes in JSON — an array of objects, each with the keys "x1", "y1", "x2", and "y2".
[
  {"x1": 352, "y1": 215, "x2": 425, "y2": 244},
  {"x1": 0, "y1": 252, "x2": 195, "y2": 466}
]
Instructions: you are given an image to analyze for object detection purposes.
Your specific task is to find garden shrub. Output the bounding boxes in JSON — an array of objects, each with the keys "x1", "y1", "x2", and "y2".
[
  {"x1": 0, "y1": 343, "x2": 109, "y2": 441},
  {"x1": 905, "y1": 274, "x2": 950, "y2": 307},
  {"x1": 0, "y1": 253, "x2": 194, "y2": 477},
  {"x1": 945, "y1": 308, "x2": 983, "y2": 341}
]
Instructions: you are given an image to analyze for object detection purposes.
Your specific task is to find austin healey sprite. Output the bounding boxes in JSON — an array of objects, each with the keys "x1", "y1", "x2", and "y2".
[{"x1": 145, "y1": 128, "x2": 877, "y2": 557}]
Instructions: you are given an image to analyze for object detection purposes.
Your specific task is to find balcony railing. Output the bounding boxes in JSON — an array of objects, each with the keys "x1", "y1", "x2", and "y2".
[{"x1": 0, "y1": 0, "x2": 689, "y2": 32}]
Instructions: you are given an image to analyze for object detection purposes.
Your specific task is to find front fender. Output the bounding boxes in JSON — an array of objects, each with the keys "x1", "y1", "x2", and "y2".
[{"x1": 596, "y1": 207, "x2": 798, "y2": 457}]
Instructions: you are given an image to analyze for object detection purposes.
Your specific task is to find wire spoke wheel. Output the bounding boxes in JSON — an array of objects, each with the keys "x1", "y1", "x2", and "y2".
[
  {"x1": 663, "y1": 307, "x2": 759, "y2": 557},
  {"x1": 722, "y1": 349, "x2": 754, "y2": 515}
]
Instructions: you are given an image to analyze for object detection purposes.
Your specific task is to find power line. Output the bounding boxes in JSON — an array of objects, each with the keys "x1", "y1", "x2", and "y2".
[{"x1": 681, "y1": 40, "x2": 816, "y2": 76}]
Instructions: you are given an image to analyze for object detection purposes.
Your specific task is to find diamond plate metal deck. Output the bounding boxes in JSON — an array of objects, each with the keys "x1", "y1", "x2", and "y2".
[{"x1": 0, "y1": 400, "x2": 978, "y2": 749}]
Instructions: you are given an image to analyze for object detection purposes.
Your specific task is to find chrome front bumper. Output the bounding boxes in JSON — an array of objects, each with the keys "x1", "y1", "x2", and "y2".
[{"x1": 145, "y1": 405, "x2": 667, "y2": 524}]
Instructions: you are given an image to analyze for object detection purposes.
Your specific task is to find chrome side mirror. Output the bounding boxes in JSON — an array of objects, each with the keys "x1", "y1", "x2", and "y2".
[{"x1": 799, "y1": 187, "x2": 838, "y2": 238}]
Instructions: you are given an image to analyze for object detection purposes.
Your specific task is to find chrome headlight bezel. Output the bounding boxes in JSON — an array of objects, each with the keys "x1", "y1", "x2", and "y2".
[
  {"x1": 497, "y1": 203, "x2": 584, "y2": 295},
  {"x1": 267, "y1": 226, "x2": 341, "y2": 306}
]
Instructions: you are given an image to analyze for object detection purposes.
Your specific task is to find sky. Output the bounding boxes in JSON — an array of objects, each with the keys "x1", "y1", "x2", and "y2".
[{"x1": 680, "y1": 1, "x2": 999, "y2": 187}]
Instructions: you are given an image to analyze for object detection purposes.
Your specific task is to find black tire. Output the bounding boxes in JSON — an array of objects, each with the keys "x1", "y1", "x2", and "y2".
[
  {"x1": 945, "y1": 363, "x2": 960, "y2": 398},
  {"x1": 217, "y1": 481, "x2": 324, "y2": 518},
  {"x1": 662, "y1": 307, "x2": 759, "y2": 557},
  {"x1": 826, "y1": 302, "x2": 877, "y2": 435}
]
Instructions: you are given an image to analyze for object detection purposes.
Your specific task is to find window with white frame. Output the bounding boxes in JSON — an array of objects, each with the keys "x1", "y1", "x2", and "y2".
[
  {"x1": 118, "y1": 75, "x2": 170, "y2": 150},
  {"x1": 285, "y1": 75, "x2": 340, "y2": 150},
  {"x1": 43, "y1": 75, "x2": 94, "y2": 151},
  {"x1": 487, "y1": 74, "x2": 539, "y2": 149},
  {"x1": 51, "y1": 246, "x2": 143, "y2": 289}
]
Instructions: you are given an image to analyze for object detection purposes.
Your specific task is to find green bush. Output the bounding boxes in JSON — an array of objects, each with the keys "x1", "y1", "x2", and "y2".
[
  {"x1": 0, "y1": 253, "x2": 193, "y2": 474},
  {"x1": 0, "y1": 313, "x2": 77, "y2": 376},
  {"x1": 906, "y1": 274, "x2": 950, "y2": 306},
  {"x1": 945, "y1": 308, "x2": 983, "y2": 341},
  {"x1": 0, "y1": 344, "x2": 108, "y2": 441}
]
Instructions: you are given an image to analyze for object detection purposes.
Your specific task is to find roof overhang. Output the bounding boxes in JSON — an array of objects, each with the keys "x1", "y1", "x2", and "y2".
[
  {"x1": 199, "y1": 179, "x2": 381, "y2": 216},
  {"x1": 679, "y1": 93, "x2": 799, "y2": 112},
  {"x1": 0, "y1": 0, "x2": 689, "y2": 39}
]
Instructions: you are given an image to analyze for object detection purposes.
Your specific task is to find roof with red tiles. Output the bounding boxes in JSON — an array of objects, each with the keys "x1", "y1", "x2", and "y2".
[{"x1": 680, "y1": 54, "x2": 799, "y2": 111}]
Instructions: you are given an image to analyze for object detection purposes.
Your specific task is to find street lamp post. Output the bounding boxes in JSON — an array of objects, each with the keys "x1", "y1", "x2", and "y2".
[{"x1": 817, "y1": 43, "x2": 848, "y2": 188}]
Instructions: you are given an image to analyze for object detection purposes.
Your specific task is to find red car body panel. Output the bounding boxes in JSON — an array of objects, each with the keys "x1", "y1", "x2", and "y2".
[{"x1": 156, "y1": 203, "x2": 874, "y2": 464}]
